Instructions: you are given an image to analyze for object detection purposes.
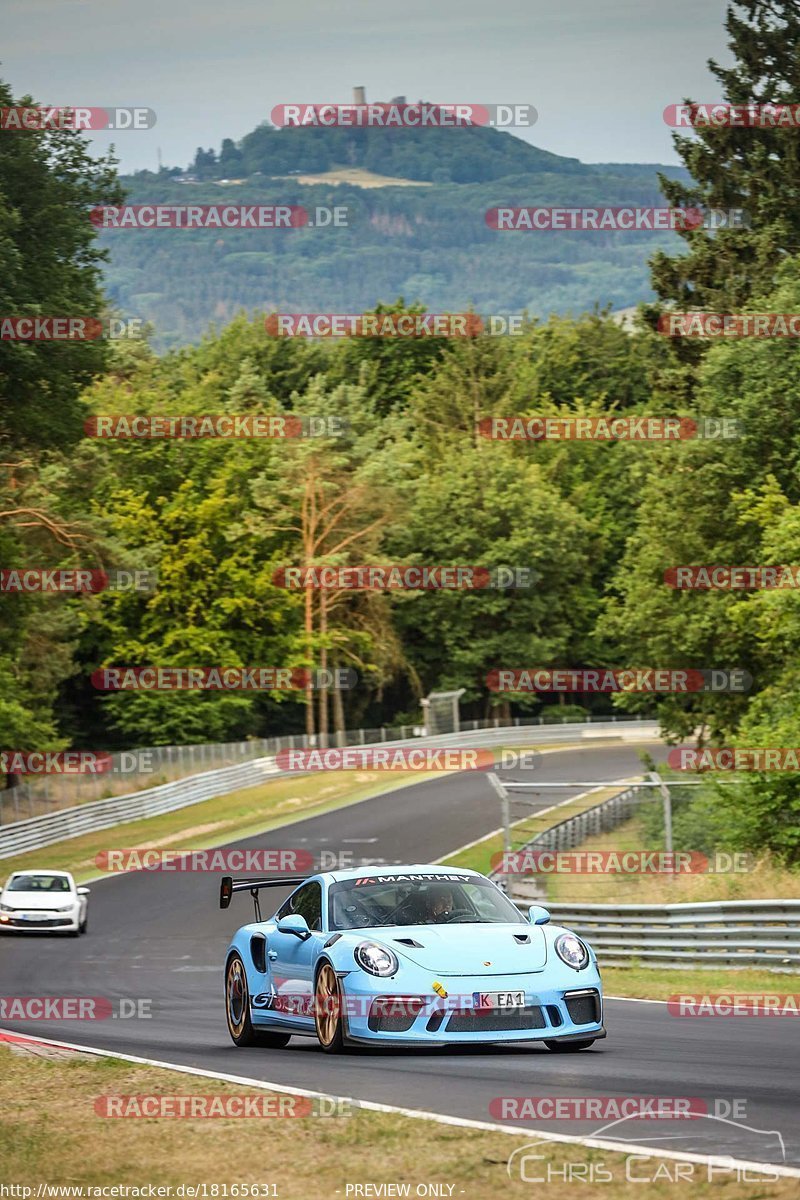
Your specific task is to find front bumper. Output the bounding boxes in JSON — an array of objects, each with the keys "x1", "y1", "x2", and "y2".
[
  {"x1": 0, "y1": 913, "x2": 77, "y2": 931},
  {"x1": 340, "y1": 969, "x2": 604, "y2": 1045}
]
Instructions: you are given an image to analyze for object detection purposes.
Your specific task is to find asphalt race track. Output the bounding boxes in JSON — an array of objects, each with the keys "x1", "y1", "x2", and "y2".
[{"x1": 1, "y1": 739, "x2": 798, "y2": 1168}]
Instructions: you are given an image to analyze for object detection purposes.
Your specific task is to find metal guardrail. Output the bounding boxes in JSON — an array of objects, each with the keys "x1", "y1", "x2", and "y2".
[
  {"x1": 545, "y1": 899, "x2": 800, "y2": 971},
  {"x1": 517, "y1": 784, "x2": 646, "y2": 853},
  {"x1": 0, "y1": 758, "x2": 283, "y2": 860},
  {"x1": 0, "y1": 719, "x2": 660, "y2": 860},
  {"x1": 0, "y1": 713, "x2": 657, "y2": 823}
]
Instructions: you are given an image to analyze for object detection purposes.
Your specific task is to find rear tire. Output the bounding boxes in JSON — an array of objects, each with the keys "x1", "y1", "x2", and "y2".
[
  {"x1": 225, "y1": 953, "x2": 291, "y2": 1048},
  {"x1": 544, "y1": 1038, "x2": 596, "y2": 1052},
  {"x1": 315, "y1": 962, "x2": 346, "y2": 1053}
]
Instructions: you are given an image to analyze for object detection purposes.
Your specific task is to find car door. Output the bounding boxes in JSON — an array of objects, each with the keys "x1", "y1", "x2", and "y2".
[{"x1": 268, "y1": 881, "x2": 324, "y2": 1022}]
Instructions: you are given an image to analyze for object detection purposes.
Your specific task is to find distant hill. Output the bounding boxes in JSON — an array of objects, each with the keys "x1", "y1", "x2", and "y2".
[
  {"x1": 188, "y1": 121, "x2": 593, "y2": 185},
  {"x1": 103, "y1": 120, "x2": 691, "y2": 349}
]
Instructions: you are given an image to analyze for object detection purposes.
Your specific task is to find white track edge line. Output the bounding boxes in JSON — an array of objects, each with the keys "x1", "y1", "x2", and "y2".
[{"x1": 1, "y1": 1027, "x2": 797, "y2": 1179}]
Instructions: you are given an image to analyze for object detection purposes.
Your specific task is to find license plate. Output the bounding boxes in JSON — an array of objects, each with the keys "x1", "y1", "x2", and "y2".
[{"x1": 473, "y1": 990, "x2": 525, "y2": 1010}]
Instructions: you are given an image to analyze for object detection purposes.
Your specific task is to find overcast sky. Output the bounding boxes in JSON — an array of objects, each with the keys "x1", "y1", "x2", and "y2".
[{"x1": 3, "y1": 0, "x2": 732, "y2": 174}]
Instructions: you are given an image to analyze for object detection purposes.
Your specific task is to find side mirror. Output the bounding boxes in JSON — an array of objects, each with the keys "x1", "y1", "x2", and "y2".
[
  {"x1": 277, "y1": 913, "x2": 311, "y2": 940},
  {"x1": 528, "y1": 904, "x2": 550, "y2": 925},
  {"x1": 77, "y1": 887, "x2": 91, "y2": 896}
]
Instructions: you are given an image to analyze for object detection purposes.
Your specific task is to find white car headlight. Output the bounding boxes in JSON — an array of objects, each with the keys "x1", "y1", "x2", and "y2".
[
  {"x1": 355, "y1": 942, "x2": 399, "y2": 977},
  {"x1": 0, "y1": 904, "x2": 14, "y2": 913},
  {"x1": 555, "y1": 933, "x2": 589, "y2": 971},
  {"x1": 53, "y1": 904, "x2": 75, "y2": 913}
]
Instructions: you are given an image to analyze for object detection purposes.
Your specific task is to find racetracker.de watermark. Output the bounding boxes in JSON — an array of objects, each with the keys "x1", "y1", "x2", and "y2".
[
  {"x1": 659, "y1": 313, "x2": 800, "y2": 337},
  {"x1": 667, "y1": 746, "x2": 800, "y2": 771},
  {"x1": 664, "y1": 103, "x2": 800, "y2": 128},
  {"x1": 90, "y1": 667, "x2": 357, "y2": 691},
  {"x1": 0, "y1": 751, "x2": 156, "y2": 776},
  {"x1": 486, "y1": 207, "x2": 748, "y2": 231},
  {"x1": 490, "y1": 1096, "x2": 745, "y2": 1120},
  {"x1": 486, "y1": 668, "x2": 752, "y2": 693},
  {"x1": 272, "y1": 565, "x2": 534, "y2": 589},
  {"x1": 84, "y1": 415, "x2": 346, "y2": 439},
  {"x1": 0, "y1": 317, "x2": 145, "y2": 341},
  {"x1": 275, "y1": 747, "x2": 496, "y2": 771},
  {"x1": 89, "y1": 205, "x2": 349, "y2": 229},
  {"x1": 266, "y1": 313, "x2": 491, "y2": 337},
  {"x1": 95, "y1": 1095, "x2": 353, "y2": 1118},
  {"x1": 95, "y1": 848, "x2": 313, "y2": 872},
  {"x1": 0, "y1": 107, "x2": 156, "y2": 131},
  {"x1": 668, "y1": 994, "x2": 800, "y2": 1017},
  {"x1": 0, "y1": 997, "x2": 151, "y2": 1019},
  {"x1": 0, "y1": 569, "x2": 156, "y2": 593},
  {"x1": 475, "y1": 416, "x2": 739, "y2": 440},
  {"x1": 665, "y1": 565, "x2": 800, "y2": 589},
  {"x1": 491, "y1": 849, "x2": 753, "y2": 875},
  {"x1": 270, "y1": 102, "x2": 537, "y2": 128}
]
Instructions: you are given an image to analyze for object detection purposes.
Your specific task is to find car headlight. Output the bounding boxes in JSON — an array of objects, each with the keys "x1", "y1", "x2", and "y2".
[
  {"x1": 0, "y1": 904, "x2": 14, "y2": 913},
  {"x1": 555, "y1": 933, "x2": 589, "y2": 971},
  {"x1": 53, "y1": 904, "x2": 75, "y2": 913},
  {"x1": 354, "y1": 942, "x2": 399, "y2": 977}
]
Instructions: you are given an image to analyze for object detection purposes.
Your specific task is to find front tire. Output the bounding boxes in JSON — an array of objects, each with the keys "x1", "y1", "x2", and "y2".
[
  {"x1": 545, "y1": 1038, "x2": 596, "y2": 1052},
  {"x1": 225, "y1": 953, "x2": 291, "y2": 1048},
  {"x1": 315, "y1": 962, "x2": 345, "y2": 1053}
]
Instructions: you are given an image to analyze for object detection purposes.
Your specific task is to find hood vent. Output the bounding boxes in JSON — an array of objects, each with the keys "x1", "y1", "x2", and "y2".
[
  {"x1": 513, "y1": 934, "x2": 531, "y2": 944},
  {"x1": 394, "y1": 937, "x2": 424, "y2": 948}
]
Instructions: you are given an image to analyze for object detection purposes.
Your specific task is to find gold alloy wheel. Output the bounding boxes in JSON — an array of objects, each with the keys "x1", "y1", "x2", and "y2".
[
  {"x1": 226, "y1": 955, "x2": 247, "y2": 1039},
  {"x1": 315, "y1": 963, "x2": 341, "y2": 1047}
]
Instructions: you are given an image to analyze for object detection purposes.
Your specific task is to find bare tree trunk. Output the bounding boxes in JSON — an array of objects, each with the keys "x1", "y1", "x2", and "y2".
[
  {"x1": 305, "y1": 583, "x2": 315, "y2": 740},
  {"x1": 318, "y1": 593, "x2": 329, "y2": 748},
  {"x1": 332, "y1": 671, "x2": 346, "y2": 746}
]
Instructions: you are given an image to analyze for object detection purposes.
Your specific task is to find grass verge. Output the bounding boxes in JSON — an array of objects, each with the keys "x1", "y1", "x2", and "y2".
[
  {"x1": 542, "y1": 812, "x2": 800, "y2": 905},
  {"x1": 602, "y1": 966, "x2": 799, "y2": 1001},
  {"x1": 0, "y1": 1044, "x2": 794, "y2": 1198}
]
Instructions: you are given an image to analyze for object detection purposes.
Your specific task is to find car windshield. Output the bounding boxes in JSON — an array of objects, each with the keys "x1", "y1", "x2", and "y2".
[
  {"x1": 328, "y1": 873, "x2": 526, "y2": 931},
  {"x1": 6, "y1": 874, "x2": 71, "y2": 893}
]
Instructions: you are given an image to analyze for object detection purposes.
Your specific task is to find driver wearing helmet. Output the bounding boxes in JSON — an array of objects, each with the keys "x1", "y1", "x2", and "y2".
[{"x1": 425, "y1": 884, "x2": 455, "y2": 922}]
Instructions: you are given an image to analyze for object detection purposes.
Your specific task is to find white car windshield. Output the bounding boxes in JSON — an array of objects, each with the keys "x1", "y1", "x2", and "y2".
[
  {"x1": 6, "y1": 875, "x2": 72, "y2": 893},
  {"x1": 329, "y1": 875, "x2": 526, "y2": 930}
]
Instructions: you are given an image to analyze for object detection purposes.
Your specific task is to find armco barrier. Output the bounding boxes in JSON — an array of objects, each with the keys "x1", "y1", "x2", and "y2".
[
  {"x1": 518, "y1": 783, "x2": 646, "y2": 853},
  {"x1": 0, "y1": 720, "x2": 659, "y2": 860},
  {"x1": 545, "y1": 900, "x2": 800, "y2": 971},
  {"x1": 0, "y1": 758, "x2": 283, "y2": 860}
]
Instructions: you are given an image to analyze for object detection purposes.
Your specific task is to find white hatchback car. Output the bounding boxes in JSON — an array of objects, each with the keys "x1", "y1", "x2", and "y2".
[{"x1": 0, "y1": 870, "x2": 90, "y2": 935}]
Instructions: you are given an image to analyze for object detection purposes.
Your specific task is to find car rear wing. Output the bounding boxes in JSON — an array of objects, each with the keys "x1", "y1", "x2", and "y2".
[{"x1": 219, "y1": 874, "x2": 309, "y2": 920}]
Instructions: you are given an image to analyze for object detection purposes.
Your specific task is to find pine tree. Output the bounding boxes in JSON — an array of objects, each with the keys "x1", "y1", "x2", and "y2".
[{"x1": 650, "y1": 1, "x2": 800, "y2": 313}]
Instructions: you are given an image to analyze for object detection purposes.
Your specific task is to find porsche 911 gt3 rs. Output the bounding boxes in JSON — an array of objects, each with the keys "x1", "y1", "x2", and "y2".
[{"x1": 220, "y1": 864, "x2": 605, "y2": 1052}]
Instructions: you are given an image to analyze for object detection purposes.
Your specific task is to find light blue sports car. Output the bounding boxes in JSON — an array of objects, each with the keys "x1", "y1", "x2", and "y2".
[{"x1": 220, "y1": 865, "x2": 605, "y2": 1053}]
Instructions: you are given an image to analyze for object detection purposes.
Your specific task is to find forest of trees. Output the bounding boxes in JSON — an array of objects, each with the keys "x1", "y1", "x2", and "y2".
[{"x1": 2, "y1": 1, "x2": 800, "y2": 861}]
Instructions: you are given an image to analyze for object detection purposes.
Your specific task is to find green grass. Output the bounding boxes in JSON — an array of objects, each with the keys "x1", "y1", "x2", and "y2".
[
  {"x1": 1, "y1": 1044, "x2": 795, "y2": 1197},
  {"x1": 603, "y1": 966, "x2": 799, "y2": 999}
]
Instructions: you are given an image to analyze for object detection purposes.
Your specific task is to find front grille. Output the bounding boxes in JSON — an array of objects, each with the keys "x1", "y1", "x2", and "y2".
[
  {"x1": 564, "y1": 990, "x2": 601, "y2": 1025},
  {"x1": 6, "y1": 917, "x2": 71, "y2": 928},
  {"x1": 446, "y1": 1005, "x2": 546, "y2": 1033},
  {"x1": 368, "y1": 997, "x2": 425, "y2": 1033}
]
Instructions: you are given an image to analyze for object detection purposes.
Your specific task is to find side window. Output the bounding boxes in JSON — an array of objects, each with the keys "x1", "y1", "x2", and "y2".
[
  {"x1": 277, "y1": 882, "x2": 322, "y2": 930},
  {"x1": 291, "y1": 882, "x2": 323, "y2": 931}
]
